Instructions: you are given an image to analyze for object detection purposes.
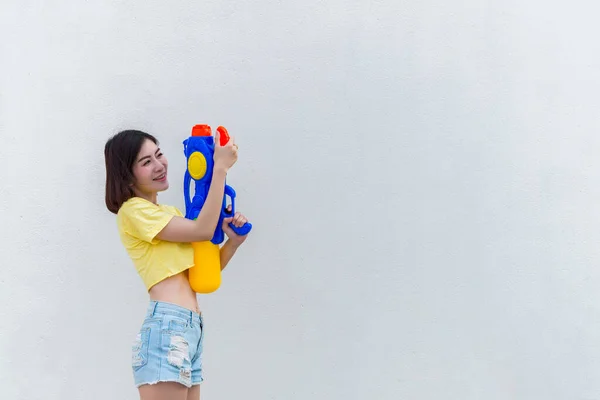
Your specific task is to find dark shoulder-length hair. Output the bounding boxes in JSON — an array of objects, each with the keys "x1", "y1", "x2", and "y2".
[{"x1": 104, "y1": 129, "x2": 158, "y2": 214}]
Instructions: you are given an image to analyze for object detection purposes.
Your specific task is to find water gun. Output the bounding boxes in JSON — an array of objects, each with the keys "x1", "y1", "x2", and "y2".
[{"x1": 183, "y1": 124, "x2": 252, "y2": 293}]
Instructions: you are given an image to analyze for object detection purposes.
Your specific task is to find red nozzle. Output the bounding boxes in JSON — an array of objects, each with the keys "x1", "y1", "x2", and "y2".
[
  {"x1": 216, "y1": 126, "x2": 230, "y2": 146},
  {"x1": 192, "y1": 124, "x2": 212, "y2": 137}
]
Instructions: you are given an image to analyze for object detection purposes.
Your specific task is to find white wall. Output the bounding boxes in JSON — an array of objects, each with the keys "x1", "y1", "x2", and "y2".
[{"x1": 2, "y1": 1, "x2": 600, "y2": 399}]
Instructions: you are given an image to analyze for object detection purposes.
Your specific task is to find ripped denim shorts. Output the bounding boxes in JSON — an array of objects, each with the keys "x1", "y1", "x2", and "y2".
[{"x1": 131, "y1": 301, "x2": 204, "y2": 388}]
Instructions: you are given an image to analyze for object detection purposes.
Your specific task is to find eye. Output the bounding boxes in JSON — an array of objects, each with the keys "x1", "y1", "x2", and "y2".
[
  {"x1": 157, "y1": 153, "x2": 163, "y2": 158},
  {"x1": 143, "y1": 160, "x2": 151, "y2": 166}
]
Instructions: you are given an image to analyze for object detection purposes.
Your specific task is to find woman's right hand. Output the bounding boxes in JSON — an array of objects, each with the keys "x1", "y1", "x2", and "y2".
[{"x1": 213, "y1": 130, "x2": 238, "y2": 172}]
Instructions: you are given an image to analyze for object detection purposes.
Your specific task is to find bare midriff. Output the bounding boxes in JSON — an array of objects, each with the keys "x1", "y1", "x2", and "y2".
[{"x1": 148, "y1": 270, "x2": 200, "y2": 313}]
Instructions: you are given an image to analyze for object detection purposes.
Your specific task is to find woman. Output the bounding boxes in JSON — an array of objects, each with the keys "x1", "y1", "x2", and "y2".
[{"x1": 104, "y1": 128, "x2": 249, "y2": 400}]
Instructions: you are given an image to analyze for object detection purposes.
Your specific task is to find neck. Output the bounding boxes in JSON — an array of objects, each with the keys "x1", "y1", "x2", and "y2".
[{"x1": 134, "y1": 190, "x2": 158, "y2": 205}]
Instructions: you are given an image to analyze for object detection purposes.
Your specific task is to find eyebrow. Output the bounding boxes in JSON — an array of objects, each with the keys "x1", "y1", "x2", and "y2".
[{"x1": 137, "y1": 148, "x2": 161, "y2": 163}]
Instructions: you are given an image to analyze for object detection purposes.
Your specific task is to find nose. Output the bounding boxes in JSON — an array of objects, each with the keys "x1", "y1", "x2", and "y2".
[{"x1": 153, "y1": 160, "x2": 166, "y2": 172}]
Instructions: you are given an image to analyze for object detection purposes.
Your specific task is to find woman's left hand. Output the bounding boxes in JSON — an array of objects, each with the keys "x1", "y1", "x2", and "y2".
[{"x1": 222, "y1": 207, "x2": 250, "y2": 246}]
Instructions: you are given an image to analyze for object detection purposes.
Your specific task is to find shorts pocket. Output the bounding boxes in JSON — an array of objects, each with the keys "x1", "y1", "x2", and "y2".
[
  {"x1": 131, "y1": 327, "x2": 150, "y2": 370},
  {"x1": 166, "y1": 317, "x2": 189, "y2": 333}
]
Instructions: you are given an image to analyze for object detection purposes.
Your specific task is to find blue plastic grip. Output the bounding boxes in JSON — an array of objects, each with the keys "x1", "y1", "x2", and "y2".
[
  {"x1": 223, "y1": 185, "x2": 253, "y2": 236},
  {"x1": 183, "y1": 170, "x2": 192, "y2": 216}
]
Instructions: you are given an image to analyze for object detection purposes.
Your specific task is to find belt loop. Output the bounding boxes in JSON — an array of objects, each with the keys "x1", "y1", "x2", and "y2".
[{"x1": 151, "y1": 301, "x2": 158, "y2": 317}]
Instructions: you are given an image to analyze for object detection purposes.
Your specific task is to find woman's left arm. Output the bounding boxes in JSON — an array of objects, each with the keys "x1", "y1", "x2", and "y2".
[
  {"x1": 219, "y1": 209, "x2": 250, "y2": 271},
  {"x1": 220, "y1": 239, "x2": 241, "y2": 271}
]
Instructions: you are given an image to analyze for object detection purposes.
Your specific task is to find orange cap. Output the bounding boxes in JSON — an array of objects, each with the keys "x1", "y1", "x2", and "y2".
[{"x1": 192, "y1": 124, "x2": 211, "y2": 137}]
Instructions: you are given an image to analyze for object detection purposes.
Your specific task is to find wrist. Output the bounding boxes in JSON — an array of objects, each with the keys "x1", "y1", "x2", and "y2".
[
  {"x1": 226, "y1": 238, "x2": 241, "y2": 250},
  {"x1": 212, "y1": 166, "x2": 228, "y2": 178}
]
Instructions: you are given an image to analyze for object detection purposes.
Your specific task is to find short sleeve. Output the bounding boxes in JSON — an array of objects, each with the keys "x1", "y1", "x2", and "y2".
[
  {"x1": 166, "y1": 205, "x2": 184, "y2": 218},
  {"x1": 118, "y1": 198, "x2": 175, "y2": 243}
]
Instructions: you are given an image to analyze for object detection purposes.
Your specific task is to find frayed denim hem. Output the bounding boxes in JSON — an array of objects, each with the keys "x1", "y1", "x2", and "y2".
[{"x1": 135, "y1": 377, "x2": 204, "y2": 389}]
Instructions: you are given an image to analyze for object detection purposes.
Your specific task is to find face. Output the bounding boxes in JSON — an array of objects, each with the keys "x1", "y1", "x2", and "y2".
[{"x1": 131, "y1": 138, "x2": 169, "y2": 199}]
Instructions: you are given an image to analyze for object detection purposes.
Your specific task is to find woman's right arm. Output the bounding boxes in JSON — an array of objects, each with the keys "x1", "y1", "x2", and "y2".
[
  {"x1": 155, "y1": 168, "x2": 227, "y2": 242},
  {"x1": 155, "y1": 131, "x2": 238, "y2": 243}
]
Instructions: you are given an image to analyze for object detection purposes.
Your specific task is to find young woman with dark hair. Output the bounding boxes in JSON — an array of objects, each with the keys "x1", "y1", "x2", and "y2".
[{"x1": 104, "y1": 129, "x2": 249, "y2": 400}]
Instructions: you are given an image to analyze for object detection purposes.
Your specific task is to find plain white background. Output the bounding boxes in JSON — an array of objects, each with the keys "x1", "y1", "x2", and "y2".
[{"x1": 1, "y1": 1, "x2": 600, "y2": 399}]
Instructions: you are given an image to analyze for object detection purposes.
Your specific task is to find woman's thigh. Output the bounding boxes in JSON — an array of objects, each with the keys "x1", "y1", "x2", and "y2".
[
  {"x1": 187, "y1": 385, "x2": 200, "y2": 400},
  {"x1": 139, "y1": 382, "x2": 188, "y2": 400}
]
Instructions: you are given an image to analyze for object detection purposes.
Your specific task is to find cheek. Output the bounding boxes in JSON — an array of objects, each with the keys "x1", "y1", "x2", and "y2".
[
  {"x1": 132, "y1": 166, "x2": 151, "y2": 183},
  {"x1": 131, "y1": 166, "x2": 141, "y2": 181}
]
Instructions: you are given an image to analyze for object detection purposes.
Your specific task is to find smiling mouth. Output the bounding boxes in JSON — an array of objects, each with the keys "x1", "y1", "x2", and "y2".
[{"x1": 153, "y1": 173, "x2": 167, "y2": 181}]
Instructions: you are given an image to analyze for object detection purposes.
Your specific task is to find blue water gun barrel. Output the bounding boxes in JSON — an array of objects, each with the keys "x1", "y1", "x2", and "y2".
[{"x1": 183, "y1": 124, "x2": 252, "y2": 244}]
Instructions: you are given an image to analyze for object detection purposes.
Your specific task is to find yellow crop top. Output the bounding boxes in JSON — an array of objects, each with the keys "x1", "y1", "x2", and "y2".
[{"x1": 116, "y1": 197, "x2": 194, "y2": 290}]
